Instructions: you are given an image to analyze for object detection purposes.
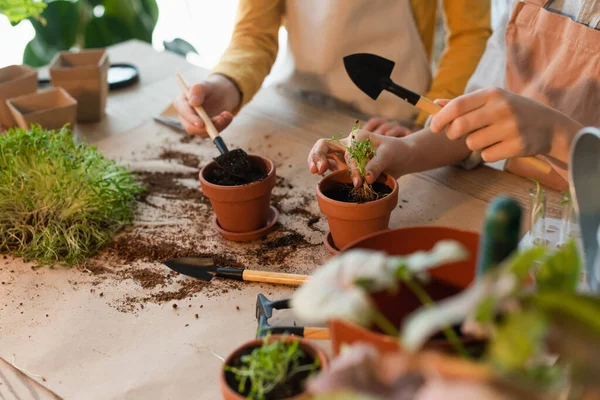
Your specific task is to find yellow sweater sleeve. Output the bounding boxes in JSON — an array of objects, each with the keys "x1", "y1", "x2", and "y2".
[
  {"x1": 211, "y1": 0, "x2": 283, "y2": 113},
  {"x1": 416, "y1": 0, "x2": 492, "y2": 126}
]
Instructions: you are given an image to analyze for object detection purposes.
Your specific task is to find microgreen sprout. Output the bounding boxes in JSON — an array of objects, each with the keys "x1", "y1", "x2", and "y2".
[
  {"x1": 224, "y1": 335, "x2": 321, "y2": 400},
  {"x1": 331, "y1": 120, "x2": 380, "y2": 202},
  {"x1": 0, "y1": 125, "x2": 143, "y2": 266}
]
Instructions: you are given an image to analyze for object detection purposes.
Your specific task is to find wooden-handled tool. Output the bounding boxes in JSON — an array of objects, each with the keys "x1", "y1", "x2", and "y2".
[
  {"x1": 163, "y1": 257, "x2": 309, "y2": 286},
  {"x1": 175, "y1": 73, "x2": 229, "y2": 155},
  {"x1": 343, "y1": 53, "x2": 552, "y2": 174}
]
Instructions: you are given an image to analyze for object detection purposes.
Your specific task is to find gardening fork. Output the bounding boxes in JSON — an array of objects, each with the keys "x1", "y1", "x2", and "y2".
[{"x1": 255, "y1": 294, "x2": 329, "y2": 340}]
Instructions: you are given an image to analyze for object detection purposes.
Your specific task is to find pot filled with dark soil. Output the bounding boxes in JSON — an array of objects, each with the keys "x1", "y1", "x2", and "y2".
[
  {"x1": 330, "y1": 226, "x2": 484, "y2": 357},
  {"x1": 200, "y1": 153, "x2": 276, "y2": 233},
  {"x1": 317, "y1": 170, "x2": 398, "y2": 250},
  {"x1": 220, "y1": 335, "x2": 328, "y2": 400}
]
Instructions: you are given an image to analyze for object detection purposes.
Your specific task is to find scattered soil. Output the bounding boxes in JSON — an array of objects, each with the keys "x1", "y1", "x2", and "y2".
[
  {"x1": 209, "y1": 149, "x2": 265, "y2": 186},
  {"x1": 224, "y1": 343, "x2": 320, "y2": 399},
  {"x1": 159, "y1": 149, "x2": 202, "y2": 169},
  {"x1": 324, "y1": 181, "x2": 392, "y2": 203},
  {"x1": 136, "y1": 170, "x2": 206, "y2": 204}
]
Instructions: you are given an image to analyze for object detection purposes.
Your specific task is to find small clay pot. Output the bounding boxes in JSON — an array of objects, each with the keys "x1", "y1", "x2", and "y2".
[
  {"x1": 330, "y1": 226, "x2": 485, "y2": 356},
  {"x1": 220, "y1": 335, "x2": 328, "y2": 400},
  {"x1": 0, "y1": 64, "x2": 37, "y2": 128},
  {"x1": 200, "y1": 155, "x2": 276, "y2": 233},
  {"x1": 317, "y1": 170, "x2": 399, "y2": 250}
]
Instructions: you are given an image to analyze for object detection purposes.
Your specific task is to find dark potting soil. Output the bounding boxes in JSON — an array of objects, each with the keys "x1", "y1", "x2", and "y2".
[
  {"x1": 225, "y1": 345, "x2": 320, "y2": 400},
  {"x1": 324, "y1": 181, "x2": 392, "y2": 203},
  {"x1": 209, "y1": 149, "x2": 266, "y2": 186}
]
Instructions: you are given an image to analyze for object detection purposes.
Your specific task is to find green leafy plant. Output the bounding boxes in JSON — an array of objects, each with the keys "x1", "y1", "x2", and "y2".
[
  {"x1": 224, "y1": 335, "x2": 321, "y2": 400},
  {"x1": 0, "y1": 0, "x2": 158, "y2": 67},
  {"x1": 332, "y1": 120, "x2": 380, "y2": 202},
  {"x1": 0, "y1": 0, "x2": 46, "y2": 23},
  {"x1": 0, "y1": 125, "x2": 143, "y2": 266}
]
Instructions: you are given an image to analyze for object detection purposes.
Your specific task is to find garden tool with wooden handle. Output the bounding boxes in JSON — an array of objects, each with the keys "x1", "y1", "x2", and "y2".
[
  {"x1": 343, "y1": 53, "x2": 551, "y2": 174},
  {"x1": 175, "y1": 73, "x2": 229, "y2": 155},
  {"x1": 163, "y1": 257, "x2": 309, "y2": 286}
]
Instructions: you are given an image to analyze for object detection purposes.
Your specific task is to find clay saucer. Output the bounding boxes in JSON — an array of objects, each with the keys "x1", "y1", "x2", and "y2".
[
  {"x1": 213, "y1": 205, "x2": 279, "y2": 242},
  {"x1": 324, "y1": 231, "x2": 341, "y2": 255}
]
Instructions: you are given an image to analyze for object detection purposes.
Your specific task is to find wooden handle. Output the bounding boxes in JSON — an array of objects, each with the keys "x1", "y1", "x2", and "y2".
[
  {"x1": 303, "y1": 327, "x2": 330, "y2": 340},
  {"x1": 415, "y1": 96, "x2": 443, "y2": 115},
  {"x1": 242, "y1": 270, "x2": 309, "y2": 286},
  {"x1": 417, "y1": 95, "x2": 552, "y2": 175},
  {"x1": 175, "y1": 73, "x2": 220, "y2": 141}
]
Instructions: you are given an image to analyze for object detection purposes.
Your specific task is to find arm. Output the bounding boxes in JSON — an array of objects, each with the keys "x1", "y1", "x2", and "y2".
[
  {"x1": 415, "y1": 0, "x2": 492, "y2": 126},
  {"x1": 211, "y1": 0, "x2": 283, "y2": 112}
]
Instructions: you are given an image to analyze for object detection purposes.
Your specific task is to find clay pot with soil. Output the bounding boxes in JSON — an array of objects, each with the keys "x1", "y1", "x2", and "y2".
[
  {"x1": 330, "y1": 226, "x2": 484, "y2": 356},
  {"x1": 317, "y1": 170, "x2": 398, "y2": 250},
  {"x1": 200, "y1": 154, "x2": 277, "y2": 239},
  {"x1": 220, "y1": 335, "x2": 328, "y2": 400}
]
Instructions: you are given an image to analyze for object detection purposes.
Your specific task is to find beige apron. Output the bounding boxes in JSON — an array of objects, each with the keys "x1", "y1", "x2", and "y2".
[
  {"x1": 276, "y1": 0, "x2": 432, "y2": 121},
  {"x1": 504, "y1": 0, "x2": 600, "y2": 190}
]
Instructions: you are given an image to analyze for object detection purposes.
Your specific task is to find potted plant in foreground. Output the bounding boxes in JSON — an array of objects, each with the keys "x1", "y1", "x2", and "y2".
[
  {"x1": 317, "y1": 121, "x2": 399, "y2": 251},
  {"x1": 307, "y1": 240, "x2": 598, "y2": 400},
  {"x1": 220, "y1": 334, "x2": 327, "y2": 400},
  {"x1": 200, "y1": 150, "x2": 277, "y2": 241}
]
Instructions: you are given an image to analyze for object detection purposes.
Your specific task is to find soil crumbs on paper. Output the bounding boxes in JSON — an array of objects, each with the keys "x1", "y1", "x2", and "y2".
[{"x1": 66, "y1": 147, "x2": 327, "y2": 313}]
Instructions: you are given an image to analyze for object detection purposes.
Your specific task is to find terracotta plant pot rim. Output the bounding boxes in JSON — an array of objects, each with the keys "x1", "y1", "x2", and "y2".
[
  {"x1": 340, "y1": 225, "x2": 479, "y2": 252},
  {"x1": 220, "y1": 335, "x2": 328, "y2": 400},
  {"x1": 200, "y1": 154, "x2": 275, "y2": 191},
  {"x1": 316, "y1": 170, "x2": 399, "y2": 208}
]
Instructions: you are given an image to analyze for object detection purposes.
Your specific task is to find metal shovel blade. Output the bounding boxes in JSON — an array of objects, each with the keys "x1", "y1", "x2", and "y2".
[
  {"x1": 343, "y1": 53, "x2": 396, "y2": 100},
  {"x1": 569, "y1": 127, "x2": 600, "y2": 291},
  {"x1": 162, "y1": 257, "x2": 217, "y2": 282}
]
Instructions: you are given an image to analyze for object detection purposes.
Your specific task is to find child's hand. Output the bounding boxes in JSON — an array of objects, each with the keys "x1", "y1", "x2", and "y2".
[
  {"x1": 173, "y1": 74, "x2": 241, "y2": 138},
  {"x1": 364, "y1": 117, "x2": 413, "y2": 137},
  {"x1": 430, "y1": 88, "x2": 583, "y2": 163},
  {"x1": 308, "y1": 130, "x2": 408, "y2": 187}
]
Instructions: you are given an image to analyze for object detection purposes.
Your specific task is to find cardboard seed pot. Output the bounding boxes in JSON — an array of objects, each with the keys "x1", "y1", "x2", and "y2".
[
  {"x1": 7, "y1": 87, "x2": 77, "y2": 130},
  {"x1": 0, "y1": 65, "x2": 37, "y2": 129},
  {"x1": 49, "y1": 49, "x2": 109, "y2": 123}
]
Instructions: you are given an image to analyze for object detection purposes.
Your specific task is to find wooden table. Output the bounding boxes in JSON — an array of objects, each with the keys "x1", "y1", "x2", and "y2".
[{"x1": 0, "y1": 40, "x2": 561, "y2": 400}]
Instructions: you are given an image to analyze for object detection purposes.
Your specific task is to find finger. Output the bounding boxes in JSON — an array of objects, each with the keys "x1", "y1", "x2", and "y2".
[
  {"x1": 445, "y1": 103, "x2": 502, "y2": 140},
  {"x1": 374, "y1": 122, "x2": 395, "y2": 136},
  {"x1": 188, "y1": 83, "x2": 207, "y2": 106},
  {"x1": 364, "y1": 117, "x2": 386, "y2": 132},
  {"x1": 430, "y1": 90, "x2": 491, "y2": 134},
  {"x1": 178, "y1": 115, "x2": 208, "y2": 138},
  {"x1": 434, "y1": 99, "x2": 451, "y2": 107},
  {"x1": 174, "y1": 95, "x2": 204, "y2": 129},
  {"x1": 480, "y1": 138, "x2": 523, "y2": 163},
  {"x1": 381, "y1": 125, "x2": 411, "y2": 138},
  {"x1": 351, "y1": 129, "x2": 383, "y2": 147},
  {"x1": 464, "y1": 125, "x2": 506, "y2": 152},
  {"x1": 344, "y1": 151, "x2": 363, "y2": 187},
  {"x1": 212, "y1": 111, "x2": 234, "y2": 132},
  {"x1": 308, "y1": 139, "x2": 340, "y2": 174},
  {"x1": 328, "y1": 159, "x2": 342, "y2": 172},
  {"x1": 364, "y1": 153, "x2": 387, "y2": 185}
]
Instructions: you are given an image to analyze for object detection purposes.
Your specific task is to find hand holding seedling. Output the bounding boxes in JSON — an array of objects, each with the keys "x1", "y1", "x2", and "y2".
[
  {"x1": 173, "y1": 74, "x2": 239, "y2": 138},
  {"x1": 308, "y1": 123, "x2": 407, "y2": 187}
]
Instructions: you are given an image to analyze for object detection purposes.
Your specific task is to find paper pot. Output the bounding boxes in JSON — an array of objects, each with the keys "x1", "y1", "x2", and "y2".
[
  {"x1": 0, "y1": 64, "x2": 37, "y2": 128},
  {"x1": 200, "y1": 155, "x2": 276, "y2": 233},
  {"x1": 49, "y1": 49, "x2": 109, "y2": 123},
  {"x1": 330, "y1": 226, "x2": 484, "y2": 356},
  {"x1": 7, "y1": 87, "x2": 77, "y2": 130},
  {"x1": 220, "y1": 335, "x2": 328, "y2": 400},
  {"x1": 317, "y1": 170, "x2": 399, "y2": 250}
]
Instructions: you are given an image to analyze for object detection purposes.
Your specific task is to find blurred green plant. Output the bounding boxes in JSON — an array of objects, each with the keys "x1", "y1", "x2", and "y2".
[
  {"x1": 0, "y1": 0, "x2": 46, "y2": 23},
  {"x1": 0, "y1": 0, "x2": 158, "y2": 67}
]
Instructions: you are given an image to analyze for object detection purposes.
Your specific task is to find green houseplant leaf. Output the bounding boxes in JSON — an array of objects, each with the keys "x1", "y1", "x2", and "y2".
[{"x1": 23, "y1": 0, "x2": 79, "y2": 66}]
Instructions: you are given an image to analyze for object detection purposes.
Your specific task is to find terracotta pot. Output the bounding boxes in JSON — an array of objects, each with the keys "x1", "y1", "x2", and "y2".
[
  {"x1": 200, "y1": 155, "x2": 276, "y2": 233},
  {"x1": 49, "y1": 49, "x2": 109, "y2": 123},
  {"x1": 220, "y1": 335, "x2": 328, "y2": 400},
  {"x1": 0, "y1": 64, "x2": 37, "y2": 128},
  {"x1": 317, "y1": 170, "x2": 399, "y2": 250},
  {"x1": 330, "y1": 226, "x2": 484, "y2": 356},
  {"x1": 6, "y1": 87, "x2": 77, "y2": 130}
]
